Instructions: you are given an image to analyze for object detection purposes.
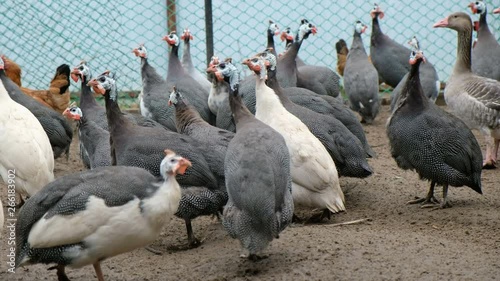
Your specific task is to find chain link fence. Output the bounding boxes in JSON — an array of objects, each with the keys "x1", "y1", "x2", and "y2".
[{"x1": 2, "y1": 0, "x2": 499, "y2": 106}]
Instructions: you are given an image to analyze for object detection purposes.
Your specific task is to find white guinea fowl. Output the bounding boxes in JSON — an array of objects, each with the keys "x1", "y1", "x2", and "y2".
[
  {"x1": 0, "y1": 58, "x2": 54, "y2": 205},
  {"x1": 15, "y1": 150, "x2": 189, "y2": 281},
  {"x1": 244, "y1": 55, "x2": 345, "y2": 219}
]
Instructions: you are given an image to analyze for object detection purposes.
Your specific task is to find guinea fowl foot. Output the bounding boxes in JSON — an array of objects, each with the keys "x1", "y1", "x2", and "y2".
[
  {"x1": 407, "y1": 196, "x2": 440, "y2": 207},
  {"x1": 305, "y1": 209, "x2": 332, "y2": 224},
  {"x1": 240, "y1": 253, "x2": 269, "y2": 262},
  {"x1": 48, "y1": 264, "x2": 70, "y2": 281},
  {"x1": 188, "y1": 237, "x2": 201, "y2": 248}
]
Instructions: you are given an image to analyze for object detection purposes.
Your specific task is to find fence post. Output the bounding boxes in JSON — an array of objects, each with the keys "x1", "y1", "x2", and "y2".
[
  {"x1": 205, "y1": 0, "x2": 214, "y2": 69},
  {"x1": 167, "y1": 0, "x2": 177, "y2": 33}
]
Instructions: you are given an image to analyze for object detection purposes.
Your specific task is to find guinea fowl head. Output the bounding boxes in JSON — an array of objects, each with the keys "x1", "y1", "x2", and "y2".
[
  {"x1": 162, "y1": 31, "x2": 180, "y2": 47},
  {"x1": 181, "y1": 28, "x2": 193, "y2": 41},
  {"x1": 168, "y1": 86, "x2": 183, "y2": 106},
  {"x1": 210, "y1": 60, "x2": 239, "y2": 92},
  {"x1": 296, "y1": 19, "x2": 317, "y2": 41},
  {"x1": 409, "y1": 49, "x2": 425, "y2": 66},
  {"x1": 62, "y1": 105, "x2": 83, "y2": 121},
  {"x1": 433, "y1": 12, "x2": 472, "y2": 32},
  {"x1": 87, "y1": 70, "x2": 117, "y2": 100},
  {"x1": 468, "y1": 1, "x2": 486, "y2": 15},
  {"x1": 242, "y1": 55, "x2": 269, "y2": 80},
  {"x1": 71, "y1": 60, "x2": 91, "y2": 83},
  {"x1": 370, "y1": 3, "x2": 385, "y2": 19},
  {"x1": 268, "y1": 20, "x2": 280, "y2": 36},
  {"x1": 160, "y1": 149, "x2": 192, "y2": 177},
  {"x1": 354, "y1": 20, "x2": 367, "y2": 34},
  {"x1": 280, "y1": 27, "x2": 294, "y2": 42},
  {"x1": 132, "y1": 44, "x2": 148, "y2": 58}
]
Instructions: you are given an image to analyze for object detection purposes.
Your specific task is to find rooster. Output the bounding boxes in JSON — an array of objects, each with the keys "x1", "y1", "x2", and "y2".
[
  {"x1": 3, "y1": 56, "x2": 71, "y2": 114},
  {"x1": 335, "y1": 39, "x2": 349, "y2": 76}
]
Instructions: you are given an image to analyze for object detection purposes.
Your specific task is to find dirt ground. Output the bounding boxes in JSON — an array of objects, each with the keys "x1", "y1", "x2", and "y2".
[{"x1": 1, "y1": 104, "x2": 499, "y2": 281}]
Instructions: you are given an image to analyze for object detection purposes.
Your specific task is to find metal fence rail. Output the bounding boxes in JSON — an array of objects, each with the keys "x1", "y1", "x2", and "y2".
[{"x1": 2, "y1": 0, "x2": 500, "y2": 102}]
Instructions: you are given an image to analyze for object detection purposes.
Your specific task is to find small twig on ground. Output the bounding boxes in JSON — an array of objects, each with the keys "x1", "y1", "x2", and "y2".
[{"x1": 326, "y1": 218, "x2": 371, "y2": 227}]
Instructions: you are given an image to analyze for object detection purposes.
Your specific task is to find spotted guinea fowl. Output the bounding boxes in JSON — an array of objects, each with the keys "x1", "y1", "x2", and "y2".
[
  {"x1": 370, "y1": 3, "x2": 440, "y2": 103},
  {"x1": 0, "y1": 57, "x2": 72, "y2": 159},
  {"x1": 257, "y1": 50, "x2": 372, "y2": 178},
  {"x1": 215, "y1": 61, "x2": 294, "y2": 260},
  {"x1": 15, "y1": 150, "x2": 188, "y2": 281},
  {"x1": 244, "y1": 53, "x2": 346, "y2": 220},
  {"x1": 344, "y1": 20, "x2": 380, "y2": 124},
  {"x1": 207, "y1": 56, "x2": 231, "y2": 116},
  {"x1": 163, "y1": 32, "x2": 214, "y2": 125},
  {"x1": 266, "y1": 20, "x2": 281, "y2": 57},
  {"x1": 180, "y1": 28, "x2": 211, "y2": 93},
  {"x1": 132, "y1": 44, "x2": 177, "y2": 131},
  {"x1": 0, "y1": 62, "x2": 54, "y2": 206},
  {"x1": 280, "y1": 26, "x2": 306, "y2": 66},
  {"x1": 168, "y1": 87, "x2": 231, "y2": 246},
  {"x1": 387, "y1": 47, "x2": 482, "y2": 209},
  {"x1": 468, "y1": 1, "x2": 500, "y2": 81},
  {"x1": 63, "y1": 105, "x2": 111, "y2": 169},
  {"x1": 89, "y1": 71, "x2": 220, "y2": 247},
  {"x1": 434, "y1": 12, "x2": 500, "y2": 168}
]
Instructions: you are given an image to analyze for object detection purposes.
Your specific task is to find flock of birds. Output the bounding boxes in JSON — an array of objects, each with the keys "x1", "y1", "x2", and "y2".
[{"x1": 0, "y1": 2, "x2": 499, "y2": 281}]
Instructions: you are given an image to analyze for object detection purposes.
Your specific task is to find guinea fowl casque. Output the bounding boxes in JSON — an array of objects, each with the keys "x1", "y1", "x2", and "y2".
[
  {"x1": 163, "y1": 32, "x2": 214, "y2": 125},
  {"x1": 244, "y1": 52, "x2": 346, "y2": 220},
  {"x1": 215, "y1": 61, "x2": 294, "y2": 260},
  {"x1": 387, "y1": 46, "x2": 482, "y2": 209},
  {"x1": 468, "y1": 1, "x2": 500, "y2": 82},
  {"x1": 88, "y1": 71, "x2": 222, "y2": 247},
  {"x1": 434, "y1": 12, "x2": 500, "y2": 168},
  {"x1": 256, "y1": 50, "x2": 372, "y2": 178},
  {"x1": 370, "y1": 3, "x2": 440, "y2": 104},
  {"x1": 168, "y1": 87, "x2": 231, "y2": 246},
  {"x1": 15, "y1": 150, "x2": 188, "y2": 281},
  {"x1": 0, "y1": 59, "x2": 54, "y2": 206},
  {"x1": 343, "y1": 20, "x2": 380, "y2": 124},
  {"x1": 63, "y1": 105, "x2": 112, "y2": 169},
  {"x1": 0, "y1": 57, "x2": 72, "y2": 159},
  {"x1": 180, "y1": 28, "x2": 212, "y2": 93}
]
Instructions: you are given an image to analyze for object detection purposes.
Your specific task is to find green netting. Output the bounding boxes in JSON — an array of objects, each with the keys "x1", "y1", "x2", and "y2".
[{"x1": 2, "y1": 1, "x2": 499, "y2": 106}]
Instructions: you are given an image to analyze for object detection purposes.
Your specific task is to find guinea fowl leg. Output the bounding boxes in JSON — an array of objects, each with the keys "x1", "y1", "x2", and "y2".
[
  {"x1": 93, "y1": 262, "x2": 105, "y2": 281},
  {"x1": 48, "y1": 264, "x2": 70, "y2": 281},
  {"x1": 407, "y1": 181, "x2": 440, "y2": 207},
  {"x1": 483, "y1": 136, "x2": 496, "y2": 169},
  {"x1": 305, "y1": 209, "x2": 332, "y2": 224},
  {"x1": 185, "y1": 218, "x2": 201, "y2": 248}
]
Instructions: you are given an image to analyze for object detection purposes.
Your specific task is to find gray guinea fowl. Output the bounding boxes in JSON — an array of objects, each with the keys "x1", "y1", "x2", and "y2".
[
  {"x1": 216, "y1": 61, "x2": 294, "y2": 260},
  {"x1": 387, "y1": 48, "x2": 482, "y2": 209}
]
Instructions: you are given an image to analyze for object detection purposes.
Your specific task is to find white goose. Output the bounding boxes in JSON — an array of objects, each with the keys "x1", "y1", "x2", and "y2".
[
  {"x1": 244, "y1": 55, "x2": 345, "y2": 220},
  {"x1": 0, "y1": 57, "x2": 54, "y2": 205}
]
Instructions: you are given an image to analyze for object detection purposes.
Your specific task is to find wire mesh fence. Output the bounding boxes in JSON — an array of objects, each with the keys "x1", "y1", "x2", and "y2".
[{"x1": 2, "y1": 0, "x2": 500, "y2": 105}]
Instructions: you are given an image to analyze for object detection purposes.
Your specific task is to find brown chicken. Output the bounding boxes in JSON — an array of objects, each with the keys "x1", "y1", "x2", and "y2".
[
  {"x1": 3, "y1": 56, "x2": 71, "y2": 114},
  {"x1": 335, "y1": 39, "x2": 349, "y2": 76}
]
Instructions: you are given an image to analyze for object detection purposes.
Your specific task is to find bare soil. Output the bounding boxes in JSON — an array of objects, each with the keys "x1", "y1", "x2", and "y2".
[{"x1": 1, "y1": 104, "x2": 499, "y2": 281}]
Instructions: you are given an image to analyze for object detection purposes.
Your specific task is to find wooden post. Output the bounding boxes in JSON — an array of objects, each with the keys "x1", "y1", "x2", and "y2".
[
  {"x1": 204, "y1": 0, "x2": 214, "y2": 67},
  {"x1": 167, "y1": 0, "x2": 177, "y2": 33}
]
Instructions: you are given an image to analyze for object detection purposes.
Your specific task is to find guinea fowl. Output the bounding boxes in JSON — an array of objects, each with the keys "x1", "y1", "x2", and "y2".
[
  {"x1": 63, "y1": 105, "x2": 111, "y2": 169},
  {"x1": 370, "y1": 3, "x2": 440, "y2": 102},
  {"x1": 180, "y1": 28, "x2": 211, "y2": 93},
  {"x1": 434, "y1": 12, "x2": 500, "y2": 168},
  {"x1": 387, "y1": 48, "x2": 482, "y2": 209},
  {"x1": 15, "y1": 150, "x2": 187, "y2": 281},
  {"x1": 163, "y1": 32, "x2": 214, "y2": 125},
  {"x1": 132, "y1": 44, "x2": 177, "y2": 131},
  {"x1": 215, "y1": 61, "x2": 294, "y2": 260},
  {"x1": 280, "y1": 26, "x2": 306, "y2": 66},
  {"x1": 244, "y1": 53, "x2": 346, "y2": 220},
  {"x1": 207, "y1": 56, "x2": 231, "y2": 116},
  {"x1": 266, "y1": 20, "x2": 281, "y2": 57},
  {"x1": 344, "y1": 21, "x2": 380, "y2": 124},
  {"x1": 468, "y1": 1, "x2": 500, "y2": 81},
  {"x1": 167, "y1": 87, "x2": 230, "y2": 246},
  {"x1": 0, "y1": 61, "x2": 54, "y2": 206},
  {"x1": 88, "y1": 71, "x2": 221, "y2": 247},
  {"x1": 256, "y1": 50, "x2": 372, "y2": 178},
  {"x1": 0, "y1": 57, "x2": 72, "y2": 159}
]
